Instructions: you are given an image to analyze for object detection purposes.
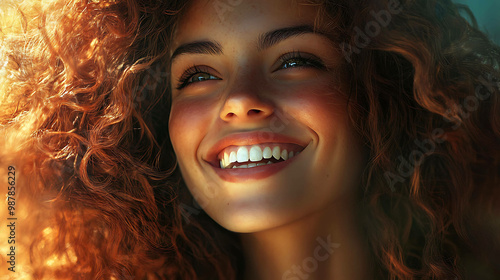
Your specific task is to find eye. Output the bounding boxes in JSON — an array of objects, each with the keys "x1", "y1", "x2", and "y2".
[
  {"x1": 176, "y1": 65, "x2": 221, "y2": 90},
  {"x1": 274, "y1": 51, "x2": 326, "y2": 72}
]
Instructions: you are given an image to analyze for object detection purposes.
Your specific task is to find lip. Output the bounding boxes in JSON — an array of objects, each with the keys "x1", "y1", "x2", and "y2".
[
  {"x1": 203, "y1": 131, "x2": 310, "y2": 182},
  {"x1": 210, "y1": 150, "x2": 302, "y2": 182},
  {"x1": 204, "y1": 131, "x2": 309, "y2": 166}
]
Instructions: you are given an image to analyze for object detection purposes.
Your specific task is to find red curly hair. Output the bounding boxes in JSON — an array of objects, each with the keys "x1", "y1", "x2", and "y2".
[{"x1": 0, "y1": 0, "x2": 498, "y2": 279}]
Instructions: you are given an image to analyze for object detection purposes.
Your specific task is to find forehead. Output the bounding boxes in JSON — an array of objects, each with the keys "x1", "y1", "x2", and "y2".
[{"x1": 172, "y1": 0, "x2": 324, "y2": 47}]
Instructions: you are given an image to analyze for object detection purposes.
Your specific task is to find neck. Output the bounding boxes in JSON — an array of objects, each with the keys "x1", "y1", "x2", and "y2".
[{"x1": 240, "y1": 199, "x2": 373, "y2": 280}]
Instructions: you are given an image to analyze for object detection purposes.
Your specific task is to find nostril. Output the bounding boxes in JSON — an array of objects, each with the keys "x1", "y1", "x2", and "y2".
[{"x1": 247, "y1": 109, "x2": 262, "y2": 116}]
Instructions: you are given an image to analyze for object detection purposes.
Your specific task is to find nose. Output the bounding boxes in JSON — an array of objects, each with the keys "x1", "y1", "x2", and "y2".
[{"x1": 219, "y1": 86, "x2": 274, "y2": 123}]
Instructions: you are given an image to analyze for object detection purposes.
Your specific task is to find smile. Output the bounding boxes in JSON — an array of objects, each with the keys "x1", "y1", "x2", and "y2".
[
  {"x1": 218, "y1": 143, "x2": 303, "y2": 169},
  {"x1": 204, "y1": 132, "x2": 310, "y2": 182},
  {"x1": 208, "y1": 143, "x2": 310, "y2": 183}
]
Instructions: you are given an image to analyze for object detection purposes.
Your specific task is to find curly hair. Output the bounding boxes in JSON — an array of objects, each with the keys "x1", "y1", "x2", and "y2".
[{"x1": 0, "y1": 0, "x2": 498, "y2": 279}]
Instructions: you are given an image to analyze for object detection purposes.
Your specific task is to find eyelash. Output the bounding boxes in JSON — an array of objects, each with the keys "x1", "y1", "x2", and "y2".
[
  {"x1": 275, "y1": 51, "x2": 326, "y2": 71},
  {"x1": 176, "y1": 65, "x2": 214, "y2": 90},
  {"x1": 175, "y1": 51, "x2": 326, "y2": 90}
]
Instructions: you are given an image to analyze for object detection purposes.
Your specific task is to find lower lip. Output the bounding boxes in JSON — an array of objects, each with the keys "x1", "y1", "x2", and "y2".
[{"x1": 209, "y1": 154, "x2": 300, "y2": 183}]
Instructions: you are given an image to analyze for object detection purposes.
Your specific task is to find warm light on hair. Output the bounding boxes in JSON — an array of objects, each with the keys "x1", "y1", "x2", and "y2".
[{"x1": 0, "y1": 0, "x2": 499, "y2": 279}]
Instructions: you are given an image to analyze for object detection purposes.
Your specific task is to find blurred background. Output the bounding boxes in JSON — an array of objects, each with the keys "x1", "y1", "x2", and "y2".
[{"x1": 453, "y1": 0, "x2": 500, "y2": 44}]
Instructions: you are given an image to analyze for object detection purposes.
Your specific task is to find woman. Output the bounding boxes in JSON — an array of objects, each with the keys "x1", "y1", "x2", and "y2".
[{"x1": 0, "y1": 0, "x2": 498, "y2": 279}]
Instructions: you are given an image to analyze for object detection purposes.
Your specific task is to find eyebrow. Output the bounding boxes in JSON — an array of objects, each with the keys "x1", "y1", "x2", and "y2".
[
  {"x1": 170, "y1": 41, "x2": 223, "y2": 63},
  {"x1": 170, "y1": 24, "x2": 327, "y2": 63}
]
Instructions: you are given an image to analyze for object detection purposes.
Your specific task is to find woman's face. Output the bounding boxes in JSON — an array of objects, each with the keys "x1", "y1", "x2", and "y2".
[{"x1": 169, "y1": 0, "x2": 366, "y2": 233}]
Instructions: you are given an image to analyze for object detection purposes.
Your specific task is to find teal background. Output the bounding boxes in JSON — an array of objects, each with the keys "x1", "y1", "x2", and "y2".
[{"x1": 453, "y1": 0, "x2": 500, "y2": 44}]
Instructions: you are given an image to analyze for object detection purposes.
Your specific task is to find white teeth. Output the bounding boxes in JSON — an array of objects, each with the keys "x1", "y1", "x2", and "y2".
[
  {"x1": 229, "y1": 151, "x2": 237, "y2": 163},
  {"x1": 281, "y1": 149, "x2": 288, "y2": 160},
  {"x1": 272, "y1": 146, "x2": 281, "y2": 160},
  {"x1": 220, "y1": 145, "x2": 302, "y2": 169},
  {"x1": 236, "y1": 147, "x2": 248, "y2": 163},
  {"x1": 263, "y1": 147, "x2": 272, "y2": 159},
  {"x1": 249, "y1": 146, "x2": 263, "y2": 162}
]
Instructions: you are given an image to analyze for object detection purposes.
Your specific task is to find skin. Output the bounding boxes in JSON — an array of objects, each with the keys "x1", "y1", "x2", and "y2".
[{"x1": 168, "y1": 0, "x2": 373, "y2": 279}]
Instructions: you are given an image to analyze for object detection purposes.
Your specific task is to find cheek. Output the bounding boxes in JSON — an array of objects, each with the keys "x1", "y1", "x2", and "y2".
[
  {"x1": 168, "y1": 97, "x2": 216, "y2": 159},
  {"x1": 284, "y1": 82, "x2": 357, "y2": 168},
  {"x1": 282, "y1": 81, "x2": 349, "y2": 132}
]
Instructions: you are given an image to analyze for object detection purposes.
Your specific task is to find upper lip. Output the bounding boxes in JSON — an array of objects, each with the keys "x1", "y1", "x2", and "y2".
[{"x1": 204, "y1": 131, "x2": 309, "y2": 167}]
